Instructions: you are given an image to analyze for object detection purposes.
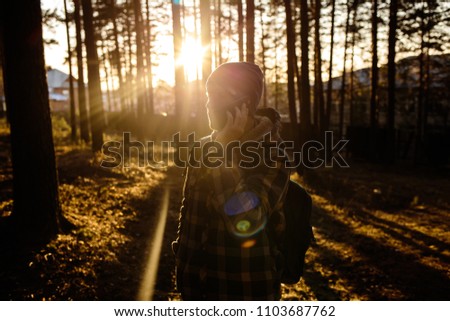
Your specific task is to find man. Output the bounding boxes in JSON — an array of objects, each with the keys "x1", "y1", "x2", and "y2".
[{"x1": 172, "y1": 62, "x2": 290, "y2": 300}]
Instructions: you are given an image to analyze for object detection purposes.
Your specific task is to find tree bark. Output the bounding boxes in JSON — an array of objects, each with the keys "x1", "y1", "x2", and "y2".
[
  {"x1": 370, "y1": 0, "x2": 379, "y2": 159},
  {"x1": 299, "y1": 0, "x2": 312, "y2": 139},
  {"x1": 200, "y1": 0, "x2": 212, "y2": 84},
  {"x1": 314, "y1": 0, "x2": 325, "y2": 135},
  {"x1": 0, "y1": 43, "x2": 5, "y2": 120},
  {"x1": 226, "y1": 0, "x2": 233, "y2": 61},
  {"x1": 111, "y1": 0, "x2": 127, "y2": 113},
  {"x1": 387, "y1": 0, "x2": 398, "y2": 162},
  {"x1": 172, "y1": 0, "x2": 185, "y2": 118},
  {"x1": 216, "y1": 0, "x2": 223, "y2": 65},
  {"x1": 416, "y1": 30, "x2": 425, "y2": 163},
  {"x1": 338, "y1": 1, "x2": 351, "y2": 139},
  {"x1": 1, "y1": 0, "x2": 62, "y2": 242},
  {"x1": 272, "y1": 1, "x2": 280, "y2": 110},
  {"x1": 74, "y1": 0, "x2": 90, "y2": 143},
  {"x1": 370, "y1": 0, "x2": 378, "y2": 131},
  {"x1": 325, "y1": 0, "x2": 335, "y2": 131},
  {"x1": 284, "y1": 0, "x2": 298, "y2": 137},
  {"x1": 193, "y1": 0, "x2": 202, "y2": 117},
  {"x1": 349, "y1": 2, "x2": 358, "y2": 127},
  {"x1": 63, "y1": 0, "x2": 77, "y2": 142},
  {"x1": 349, "y1": 25, "x2": 356, "y2": 126},
  {"x1": 125, "y1": 0, "x2": 135, "y2": 114},
  {"x1": 133, "y1": 0, "x2": 147, "y2": 134},
  {"x1": 144, "y1": 0, "x2": 154, "y2": 115},
  {"x1": 246, "y1": 0, "x2": 255, "y2": 63},
  {"x1": 81, "y1": 0, "x2": 105, "y2": 151},
  {"x1": 100, "y1": 39, "x2": 113, "y2": 113},
  {"x1": 237, "y1": 0, "x2": 244, "y2": 61},
  {"x1": 259, "y1": 7, "x2": 267, "y2": 107}
]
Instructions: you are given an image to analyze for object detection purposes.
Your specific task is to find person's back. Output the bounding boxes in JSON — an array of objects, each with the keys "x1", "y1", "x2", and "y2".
[{"x1": 172, "y1": 62, "x2": 290, "y2": 300}]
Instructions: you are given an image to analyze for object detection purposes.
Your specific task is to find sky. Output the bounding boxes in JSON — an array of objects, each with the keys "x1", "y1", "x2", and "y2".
[{"x1": 42, "y1": 0, "x2": 68, "y2": 73}]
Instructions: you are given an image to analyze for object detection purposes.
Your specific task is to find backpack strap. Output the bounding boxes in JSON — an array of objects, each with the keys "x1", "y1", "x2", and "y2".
[{"x1": 272, "y1": 145, "x2": 291, "y2": 213}]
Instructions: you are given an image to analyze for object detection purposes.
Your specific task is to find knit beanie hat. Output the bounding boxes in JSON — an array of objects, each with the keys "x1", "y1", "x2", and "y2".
[{"x1": 206, "y1": 62, "x2": 264, "y2": 111}]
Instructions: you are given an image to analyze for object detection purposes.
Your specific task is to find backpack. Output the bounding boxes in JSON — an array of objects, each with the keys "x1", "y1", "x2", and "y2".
[
  {"x1": 277, "y1": 179, "x2": 314, "y2": 284},
  {"x1": 253, "y1": 108, "x2": 314, "y2": 283}
]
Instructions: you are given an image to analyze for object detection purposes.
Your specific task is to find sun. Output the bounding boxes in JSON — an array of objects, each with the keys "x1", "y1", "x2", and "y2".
[{"x1": 179, "y1": 36, "x2": 204, "y2": 82}]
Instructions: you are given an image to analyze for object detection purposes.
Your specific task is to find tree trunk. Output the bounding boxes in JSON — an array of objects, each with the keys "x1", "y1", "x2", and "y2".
[
  {"x1": 1, "y1": 0, "x2": 63, "y2": 242},
  {"x1": 273, "y1": 2, "x2": 280, "y2": 110},
  {"x1": 259, "y1": 5, "x2": 267, "y2": 107},
  {"x1": 349, "y1": 27, "x2": 355, "y2": 127},
  {"x1": 216, "y1": 0, "x2": 223, "y2": 65},
  {"x1": 172, "y1": 0, "x2": 185, "y2": 119},
  {"x1": 237, "y1": 0, "x2": 244, "y2": 61},
  {"x1": 338, "y1": 2, "x2": 351, "y2": 139},
  {"x1": 133, "y1": 0, "x2": 147, "y2": 135},
  {"x1": 349, "y1": 2, "x2": 358, "y2": 127},
  {"x1": 424, "y1": 46, "x2": 430, "y2": 131},
  {"x1": 299, "y1": 0, "x2": 312, "y2": 139},
  {"x1": 226, "y1": 0, "x2": 233, "y2": 61},
  {"x1": 200, "y1": 0, "x2": 212, "y2": 83},
  {"x1": 74, "y1": 0, "x2": 90, "y2": 143},
  {"x1": 0, "y1": 43, "x2": 5, "y2": 120},
  {"x1": 370, "y1": 0, "x2": 378, "y2": 131},
  {"x1": 325, "y1": 0, "x2": 335, "y2": 131},
  {"x1": 284, "y1": 0, "x2": 298, "y2": 139},
  {"x1": 100, "y1": 39, "x2": 113, "y2": 113},
  {"x1": 111, "y1": 0, "x2": 126, "y2": 113},
  {"x1": 246, "y1": 0, "x2": 255, "y2": 63},
  {"x1": 415, "y1": 33, "x2": 425, "y2": 163},
  {"x1": 181, "y1": 0, "x2": 188, "y2": 72},
  {"x1": 81, "y1": 0, "x2": 105, "y2": 151},
  {"x1": 193, "y1": 0, "x2": 202, "y2": 117},
  {"x1": 314, "y1": 0, "x2": 325, "y2": 135},
  {"x1": 387, "y1": 0, "x2": 398, "y2": 162},
  {"x1": 415, "y1": 0, "x2": 434, "y2": 164},
  {"x1": 370, "y1": 0, "x2": 378, "y2": 159},
  {"x1": 63, "y1": 0, "x2": 77, "y2": 142},
  {"x1": 125, "y1": 0, "x2": 135, "y2": 114},
  {"x1": 144, "y1": 0, "x2": 154, "y2": 116}
]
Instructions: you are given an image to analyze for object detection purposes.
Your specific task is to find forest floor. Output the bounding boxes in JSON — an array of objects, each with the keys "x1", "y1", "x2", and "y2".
[{"x1": 0, "y1": 117, "x2": 449, "y2": 300}]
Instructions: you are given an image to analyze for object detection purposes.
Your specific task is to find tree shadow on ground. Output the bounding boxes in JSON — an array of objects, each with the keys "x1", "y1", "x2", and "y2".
[
  {"x1": 356, "y1": 208, "x2": 450, "y2": 264},
  {"x1": 307, "y1": 202, "x2": 450, "y2": 300},
  {"x1": 94, "y1": 178, "x2": 165, "y2": 300}
]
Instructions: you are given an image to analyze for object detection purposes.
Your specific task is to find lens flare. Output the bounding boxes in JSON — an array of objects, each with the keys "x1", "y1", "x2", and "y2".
[
  {"x1": 236, "y1": 220, "x2": 251, "y2": 233},
  {"x1": 224, "y1": 191, "x2": 260, "y2": 216},
  {"x1": 223, "y1": 191, "x2": 266, "y2": 238},
  {"x1": 241, "y1": 239, "x2": 257, "y2": 248}
]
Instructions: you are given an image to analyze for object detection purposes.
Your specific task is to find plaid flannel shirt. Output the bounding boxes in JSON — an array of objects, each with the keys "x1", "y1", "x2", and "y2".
[{"x1": 173, "y1": 117, "x2": 290, "y2": 300}]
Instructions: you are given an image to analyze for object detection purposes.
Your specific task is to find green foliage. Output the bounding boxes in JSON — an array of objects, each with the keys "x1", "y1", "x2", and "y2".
[
  {"x1": 0, "y1": 118, "x2": 9, "y2": 136},
  {"x1": 51, "y1": 115, "x2": 71, "y2": 143}
]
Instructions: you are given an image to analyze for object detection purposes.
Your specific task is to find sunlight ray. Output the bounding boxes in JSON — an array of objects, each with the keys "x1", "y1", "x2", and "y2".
[{"x1": 137, "y1": 186, "x2": 170, "y2": 301}]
